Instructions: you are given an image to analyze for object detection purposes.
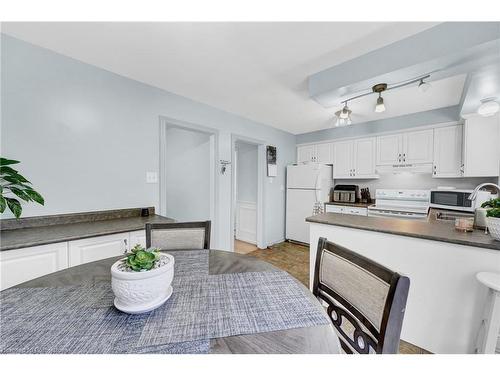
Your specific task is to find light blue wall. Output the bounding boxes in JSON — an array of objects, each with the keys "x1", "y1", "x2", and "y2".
[
  {"x1": 236, "y1": 142, "x2": 258, "y2": 203},
  {"x1": 0, "y1": 34, "x2": 296, "y2": 249},
  {"x1": 296, "y1": 106, "x2": 461, "y2": 144},
  {"x1": 165, "y1": 127, "x2": 211, "y2": 222}
]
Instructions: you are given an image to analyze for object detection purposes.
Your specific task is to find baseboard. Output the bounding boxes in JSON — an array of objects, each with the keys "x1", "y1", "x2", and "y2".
[{"x1": 266, "y1": 238, "x2": 285, "y2": 248}]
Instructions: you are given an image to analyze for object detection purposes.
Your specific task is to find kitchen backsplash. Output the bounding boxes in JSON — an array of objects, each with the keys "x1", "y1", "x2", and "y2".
[{"x1": 337, "y1": 175, "x2": 497, "y2": 199}]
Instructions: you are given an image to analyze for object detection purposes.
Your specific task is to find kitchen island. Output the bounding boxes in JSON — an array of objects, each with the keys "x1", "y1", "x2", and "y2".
[{"x1": 306, "y1": 211, "x2": 500, "y2": 354}]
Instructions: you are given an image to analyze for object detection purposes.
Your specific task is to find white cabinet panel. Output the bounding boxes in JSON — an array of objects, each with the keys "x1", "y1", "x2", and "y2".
[
  {"x1": 315, "y1": 143, "x2": 333, "y2": 164},
  {"x1": 354, "y1": 137, "x2": 377, "y2": 178},
  {"x1": 325, "y1": 204, "x2": 367, "y2": 216},
  {"x1": 333, "y1": 140, "x2": 353, "y2": 178},
  {"x1": 404, "y1": 129, "x2": 434, "y2": 164},
  {"x1": 325, "y1": 205, "x2": 345, "y2": 214},
  {"x1": 297, "y1": 145, "x2": 315, "y2": 163},
  {"x1": 463, "y1": 114, "x2": 500, "y2": 177},
  {"x1": 235, "y1": 201, "x2": 257, "y2": 244},
  {"x1": 129, "y1": 230, "x2": 146, "y2": 249},
  {"x1": 433, "y1": 125, "x2": 463, "y2": 178},
  {"x1": 376, "y1": 134, "x2": 401, "y2": 165},
  {"x1": 68, "y1": 233, "x2": 128, "y2": 267},
  {"x1": 0, "y1": 242, "x2": 68, "y2": 290}
]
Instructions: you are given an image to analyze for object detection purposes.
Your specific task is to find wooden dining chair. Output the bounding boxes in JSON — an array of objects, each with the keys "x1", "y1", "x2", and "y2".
[
  {"x1": 145, "y1": 221, "x2": 211, "y2": 250},
  {"x1": 312, "y1": 237, "x2": 410, "y2": 354}
]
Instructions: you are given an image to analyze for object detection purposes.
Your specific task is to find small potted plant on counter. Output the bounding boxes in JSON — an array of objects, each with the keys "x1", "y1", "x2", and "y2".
[
  {"x1": 111, "y1": 244, "x2": 175, "y2": 314},
  {"x1": 482, "y1": 198, "x2": 500, "y2": 241}
]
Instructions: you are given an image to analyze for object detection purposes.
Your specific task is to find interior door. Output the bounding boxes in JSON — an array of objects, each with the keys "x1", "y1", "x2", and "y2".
[
  {"x1": 376, "y1": 134, "x2": 401, "y2": 165},
  {"x1": 353, "y1": 137, "x2": 376, "y2": 177},
  {"x1": 403, "y1": 129, "x2": 434, "y2": 164},
  {"x1": 333, "y1": 140, "x2": 353, "y2": 178},
  {"x1": 286, "y1": 189, "x2": 316, "y2": 244},
  {"x1": 433, "y1": 125, "x2": 463, "y2": 178}
]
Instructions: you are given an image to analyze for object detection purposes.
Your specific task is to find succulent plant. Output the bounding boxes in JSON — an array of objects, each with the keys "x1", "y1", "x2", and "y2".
[
  {"x1": 482, "y1": 199, "x2": 500, "y2": 218},
  {"x1": 124, "y1": 244, "x2": 161, "y2": 272}
]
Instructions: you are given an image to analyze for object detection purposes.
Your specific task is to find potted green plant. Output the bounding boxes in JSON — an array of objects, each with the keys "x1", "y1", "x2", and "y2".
[
  {"x1": 0, "y1": 157, "x2": 44, "y2": 218},
  {"x1": 482, "y1": 198, "x2": 500, "y2": 241},
  {"x1": 111, "y1": 244, "x2": 175, "y2": 314}
]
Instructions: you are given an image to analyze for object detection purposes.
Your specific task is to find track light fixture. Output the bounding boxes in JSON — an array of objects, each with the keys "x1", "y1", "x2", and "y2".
[
  {"x1": 372, "y1": 83, "x2": 387, "y2": 113},
  {"x1": 334, "y1": 102, "x2": 352, "y2": 126},
  {"x1": 332, "y1": 74, "x2": 431, "y2": 126},
  {"x1": 418, "y1": 78, "x2": 431, "y2": 92}
]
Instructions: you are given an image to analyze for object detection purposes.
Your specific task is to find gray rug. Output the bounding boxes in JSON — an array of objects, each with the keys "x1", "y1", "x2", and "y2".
[{"x1": 1, "y1": 269, "x2": 329, "y2": 354}]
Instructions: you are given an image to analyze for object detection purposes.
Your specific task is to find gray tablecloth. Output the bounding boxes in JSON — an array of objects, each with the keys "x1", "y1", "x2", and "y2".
[{"x1": 0, "y1": 250, "x2": 329, "y2": 354}]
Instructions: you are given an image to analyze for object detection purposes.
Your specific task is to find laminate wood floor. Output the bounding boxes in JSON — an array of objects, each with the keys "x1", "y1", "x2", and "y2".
[
  {"x1": 247, "y1": 241, "x2": 431, "y2": 354},
  {"x1": 234, "y1": 239, "x2": 258, "y2": 254}
]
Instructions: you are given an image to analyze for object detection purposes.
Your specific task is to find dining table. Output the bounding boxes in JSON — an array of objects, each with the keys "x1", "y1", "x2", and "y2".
[{"x1": 0, "y1": 249, "x2": 341, "y2": 354}]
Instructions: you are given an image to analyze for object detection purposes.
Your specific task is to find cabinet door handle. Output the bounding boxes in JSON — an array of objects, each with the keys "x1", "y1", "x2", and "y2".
[
  {"x1": 123, "y1": 238, "x2": 128, "y2": 253},
  {"x1": 403, "y1": 153, "x2": 406, "y2": 162}
]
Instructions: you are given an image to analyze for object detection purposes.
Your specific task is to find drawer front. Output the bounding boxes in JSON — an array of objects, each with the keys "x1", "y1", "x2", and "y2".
[
  {"x1": 325, "y1": 205, "x2": 345, "y2": 214},
  {"x1": 344, "y1": 207, "x2": 368, "y2": 216},
  {"x1": 68, "y1": 233, "x2": 128, "y2": 267}
]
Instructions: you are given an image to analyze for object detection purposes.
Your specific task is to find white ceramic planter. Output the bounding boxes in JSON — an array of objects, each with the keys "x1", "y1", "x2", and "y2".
[
  {"x1": 487, "y1": 216, "x2": 500, "y2": 241},
  {"x1": 111, "y1": 253, "x2": 175, "y2": 314}
]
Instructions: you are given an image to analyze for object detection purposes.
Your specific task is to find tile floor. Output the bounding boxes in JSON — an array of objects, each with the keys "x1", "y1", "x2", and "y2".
[{"x1": 247, "y1": 241, "x2": 431, "y2": 354}]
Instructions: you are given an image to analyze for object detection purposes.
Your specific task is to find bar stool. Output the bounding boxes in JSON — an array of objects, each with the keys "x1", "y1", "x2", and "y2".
[{"x1": 475, "y1": 272, "x2": 500, "y2": 354}]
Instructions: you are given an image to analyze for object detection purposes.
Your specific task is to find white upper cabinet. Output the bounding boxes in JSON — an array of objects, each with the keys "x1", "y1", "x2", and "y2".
[
  {"x1": 297, "y1": 143, "x2": 333, "y2": 164},
  {"x1": 376, "y1": 129, "x2": 433, "y2": 165},
  {"x1": 463, "y1": 114, "x2": 500, "y2": 177},
  {"x1": 315, "y1": 143, "x2": 333, "y2": 164},
  {"x1": 433, "y1": 125, "x2": 463, "y2": 178},
  {"x1": 353, "y1": 137, "x2": 377, "y2": 178},
  {"x1": 333, "y1": 140, "x2": 353, "y2": 178},
  {"x1": 376, "y1": 134, "x2": 401, "y2": 165},
  {"x1": 403, "y1": 129, "x2": 434, "y2": 164},
  {"x1": 297, "y1": 144, "x2": 315, "y2": 163},
  {"x1": 333, "y1": 138, "x2": 377, "y2": 179}
]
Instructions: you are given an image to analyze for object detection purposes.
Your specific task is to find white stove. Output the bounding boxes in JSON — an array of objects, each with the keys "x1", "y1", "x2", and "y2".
[{"x1": 368, "y1": 189, "x2": 430, "y2": 220}]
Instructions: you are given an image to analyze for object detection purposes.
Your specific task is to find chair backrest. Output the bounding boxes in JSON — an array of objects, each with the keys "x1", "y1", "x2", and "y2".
[
  {"x1": 312, "y1": 237, "x2": 410, "y2": 354},
  {"x1": 145, "y1": 221, "x2": 211, "y2": 250}
]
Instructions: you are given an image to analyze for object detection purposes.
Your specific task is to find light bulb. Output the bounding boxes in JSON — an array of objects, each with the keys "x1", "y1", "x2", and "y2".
[
  {"x1": 418, "y1": 79, "x2": 431, "y2": 92},
  {"x1": 375, "y1": 95, "x2": 386, "y2": 113}
]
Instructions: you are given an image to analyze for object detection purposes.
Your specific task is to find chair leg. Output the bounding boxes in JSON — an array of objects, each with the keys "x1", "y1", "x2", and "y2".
[{"x1": 477, "y1": 289, "x2": 500, "y2": 354}]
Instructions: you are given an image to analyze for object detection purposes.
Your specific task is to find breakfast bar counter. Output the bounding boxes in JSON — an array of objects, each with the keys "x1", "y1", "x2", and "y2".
[
  {"x1": 306, "y1": 212, "x2": 500, "y2": 354},
  {"x1": 306, "y1": 209, "x2": 500, "y2": 251}
]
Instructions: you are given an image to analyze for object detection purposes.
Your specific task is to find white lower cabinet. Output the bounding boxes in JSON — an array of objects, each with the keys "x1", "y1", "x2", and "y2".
[
  {"x1": 1, "y1": 230, "x2": 148, "y2": 290},
  {"x1": 68, "y1": 233, "x2": 129, "y2": 267},
  {"x1": 0, "y1": 242, "x2": 68, "y2": 291},
  {"x1": 325, "y1": 204, "x2": 367, "y2": 216}
]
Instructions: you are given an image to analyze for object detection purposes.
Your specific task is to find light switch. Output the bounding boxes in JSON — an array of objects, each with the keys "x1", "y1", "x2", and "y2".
[{"x1": 146, "y1": 171, "x2": 158, "y2": 184}]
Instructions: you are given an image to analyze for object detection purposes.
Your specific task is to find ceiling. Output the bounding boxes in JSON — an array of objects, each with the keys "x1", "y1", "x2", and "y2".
[{"x1": 2, "y1": 22, "x2": 444, "y2": 135}]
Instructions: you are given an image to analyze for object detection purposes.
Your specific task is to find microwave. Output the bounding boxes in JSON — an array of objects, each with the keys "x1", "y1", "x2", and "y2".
[{"x1": 429, "y1": 189, "x2": 489, "y2": 212}]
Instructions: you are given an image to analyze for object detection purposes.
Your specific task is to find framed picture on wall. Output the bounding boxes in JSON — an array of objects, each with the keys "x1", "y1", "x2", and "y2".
[{"x1": 266, "y1": 145, "x2": 277, "y2": 177}]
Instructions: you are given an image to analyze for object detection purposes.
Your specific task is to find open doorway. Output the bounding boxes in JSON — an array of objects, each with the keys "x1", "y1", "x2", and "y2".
[
  {"x1": 159, "y1": 117, "x2": 218, "y2": 244},
  {"x1": 233, "y1": 140, "x2": 259, "y2": 254}
]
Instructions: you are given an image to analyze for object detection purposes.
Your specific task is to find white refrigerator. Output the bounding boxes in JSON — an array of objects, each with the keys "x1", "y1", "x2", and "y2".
[{"x1": 286, "y1": 164, "x2": 333, "y2": 244}]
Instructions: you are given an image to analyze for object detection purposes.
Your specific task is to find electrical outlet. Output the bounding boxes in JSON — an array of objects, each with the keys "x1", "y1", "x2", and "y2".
[{"x1": 146, "y1": 172, "x2": 158, "y2": 184}]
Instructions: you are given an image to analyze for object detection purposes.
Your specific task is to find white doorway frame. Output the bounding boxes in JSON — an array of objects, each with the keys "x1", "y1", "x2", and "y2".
[
  {"x1": 231, "y1": 134, "x2": 266, "y2": 250},
  {"x1": 158, "y1": 116, "x2": 219, "y2": 246}
]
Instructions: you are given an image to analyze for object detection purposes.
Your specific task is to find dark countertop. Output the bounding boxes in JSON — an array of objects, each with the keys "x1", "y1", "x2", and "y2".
[
  {"x1": 0, "y1": 214, "x2": 175, "y2": 251},
  {"x1": 306, "y1": 209, "x2": 500, "y2": 251},
  {"x1": 324, "y1": 201, "x2": 374, "y2": 208}
]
